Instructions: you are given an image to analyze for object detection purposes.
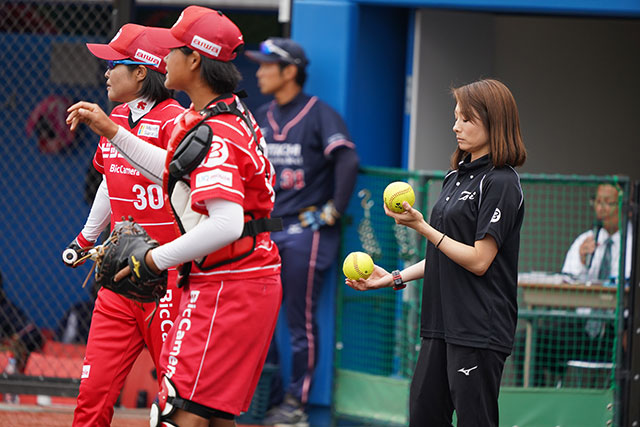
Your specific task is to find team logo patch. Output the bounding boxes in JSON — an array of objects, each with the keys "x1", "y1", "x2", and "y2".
[
  {"x1": 137, "y1": 124, "x2": 160, "y2": 138},
  {"x1": 195, "y1": 169, "x2": 232, "y2": 188},
  {"x1": 459, "y1": 191, "x2": 476, "y2": 201},
  {"x1": 81, "y1": 365, "x2": 91, "y2": 379},
  {"x1": 134, "y1": 48, "x2": 161, "y2": 67},
  {"x1": 191, "y1": 35, "x2": 222, "y2": 58},
  {"x1": 201, "y1": 136, "x2": 229, "y2": 167},
  {"x1": 491, "y1": 208, "x2": 501, "y2": 223}
]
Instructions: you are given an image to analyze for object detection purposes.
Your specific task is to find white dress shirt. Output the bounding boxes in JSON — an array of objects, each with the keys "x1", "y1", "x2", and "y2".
[{"x1": 562, "y1": 222, "x2": 632, "y2": 282}]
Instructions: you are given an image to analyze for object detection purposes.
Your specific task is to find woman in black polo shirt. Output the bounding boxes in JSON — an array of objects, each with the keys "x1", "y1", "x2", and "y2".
[{"x1": 346, "y1": 78, "x2": 527, "y2": 426}]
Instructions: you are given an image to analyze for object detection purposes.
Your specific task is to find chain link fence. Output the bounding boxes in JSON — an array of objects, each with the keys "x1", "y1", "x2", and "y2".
[
  {"x1": 334, "y1": 167, "x2": 631, "y2": 425},
  {"x1": 1, "y1": 0, "x2": 114, "y2": 400},
  {"x1": 0, "y1": 0, "x2": 280, "y2": 410}
]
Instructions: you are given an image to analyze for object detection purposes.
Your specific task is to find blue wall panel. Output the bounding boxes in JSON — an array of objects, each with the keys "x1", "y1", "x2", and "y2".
[
  {"x1": 352, "y1": 5, "x2": 408, "y2": 168},
  {"x1": 292, "y1": 1, "x2": 358, "y2": 117},
  {"x1": 285, "y1": 0, "x2": 409, "y2": 407}
]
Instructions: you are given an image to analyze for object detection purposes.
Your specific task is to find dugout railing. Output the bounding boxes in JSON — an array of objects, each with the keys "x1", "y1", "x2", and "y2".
[{"x1": 333, "y1": 167, "x2": 634, "y2": 426}]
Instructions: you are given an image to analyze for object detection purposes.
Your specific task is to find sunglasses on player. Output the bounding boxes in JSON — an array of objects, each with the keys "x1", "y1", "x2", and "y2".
[
  {"x1": 260, "y1": 40, "x2": 301, "y2": 65},
  {"x1": 106, "y1": 59, "x2": 156, "y2": 70}
]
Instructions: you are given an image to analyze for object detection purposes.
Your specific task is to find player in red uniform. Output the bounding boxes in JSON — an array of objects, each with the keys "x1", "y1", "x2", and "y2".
[
  {"x1": 66, "y1": 7, "x2": 282, "y2": 427},
  {"x1": 62, "y1": 24, "x2": 184, "y2": 426}
]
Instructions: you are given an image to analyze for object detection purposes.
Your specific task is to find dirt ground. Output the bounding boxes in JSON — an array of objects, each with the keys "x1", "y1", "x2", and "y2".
[{"x1": 0, "y1": 404, "x2": 263, "y2": 426}]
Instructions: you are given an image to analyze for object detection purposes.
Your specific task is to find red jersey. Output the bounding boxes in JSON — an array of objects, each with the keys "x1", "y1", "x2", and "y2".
[
  {"x1": 166, "y1": 95, "x2": 281, "y2": 280},
  {"x1": 93, "y1": 98, "x2": 184, "y2": 244}
]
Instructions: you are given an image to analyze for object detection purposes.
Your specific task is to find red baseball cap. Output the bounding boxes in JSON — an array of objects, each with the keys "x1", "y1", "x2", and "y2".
[
  {"x1": 148, "y1": 6, "x2": 244, "y2": 62},
  {"x1": 86, "y1": 24, "x2": 169, "y2": 73}
]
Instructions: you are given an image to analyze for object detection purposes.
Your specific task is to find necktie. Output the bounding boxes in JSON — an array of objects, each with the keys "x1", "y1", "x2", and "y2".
[{"x1": 597, "y1": 238, "x2": 613, "y2": 281}]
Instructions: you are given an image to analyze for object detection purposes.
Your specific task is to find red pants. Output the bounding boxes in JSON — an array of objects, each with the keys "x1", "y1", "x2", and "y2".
[
  {"x1": 73, "y1": 271, "x2": 180, "y2": 427},
  {"x1": 161, "y1": 274, "x2": 281, "y2": 415}
]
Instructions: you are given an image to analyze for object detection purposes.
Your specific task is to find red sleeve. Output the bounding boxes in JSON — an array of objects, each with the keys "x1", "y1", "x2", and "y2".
[
  {"x1": 189, "y1": 134, "x2": 247, "y2": 214},
  {"x1": 92, "y1": 136, "x2": 106, "y2": 174}
]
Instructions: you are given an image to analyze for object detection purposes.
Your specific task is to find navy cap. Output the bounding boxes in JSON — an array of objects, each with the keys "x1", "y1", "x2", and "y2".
[{"x1": 245, "y1": 37, "x2": 309, "y2": 67}]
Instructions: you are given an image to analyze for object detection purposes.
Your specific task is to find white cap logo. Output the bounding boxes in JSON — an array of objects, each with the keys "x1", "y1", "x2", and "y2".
[
  {"x1": 110, "y1": 28, "x2": 122, "y2": 43},
  {"x1": 134, "y1": 48, "x2": 161, "y2": 66},
  {"x1": 191, "y1": 35, "x2": 221, "y2": 58}
]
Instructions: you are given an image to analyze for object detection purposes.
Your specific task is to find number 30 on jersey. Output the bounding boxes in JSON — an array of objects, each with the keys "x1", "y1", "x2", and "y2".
[{"x1": 132, "y1": 184, "x2": 164, "y2": 210}]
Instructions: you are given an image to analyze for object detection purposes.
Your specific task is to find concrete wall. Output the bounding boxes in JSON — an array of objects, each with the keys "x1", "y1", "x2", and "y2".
[
  {"x1": 409, "y1": 9, "x2": 494, "y2": 171},
  {"x1": 411, "y1": 10, "x2": 640, "y2": 180}
]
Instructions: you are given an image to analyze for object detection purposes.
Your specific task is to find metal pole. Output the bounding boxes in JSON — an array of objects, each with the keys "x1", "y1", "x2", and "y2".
[
  {"x1": 279, "y1": 0, "x2": 292, "y2": 38},
  {"x1": 622, "y1": 181, "x2": 640, "y2": 426},
  {"x1": 113, "y1": 0, "x2": 134, "y2": 33}
]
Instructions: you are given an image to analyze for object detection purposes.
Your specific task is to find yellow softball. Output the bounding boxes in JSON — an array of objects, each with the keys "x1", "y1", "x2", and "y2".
[
  {"x1": 343, "y1": 252, "x2": 374, "y2": 280},
  {"x1": 383, "y1": 181, "x2": 415, "y2": 213}
]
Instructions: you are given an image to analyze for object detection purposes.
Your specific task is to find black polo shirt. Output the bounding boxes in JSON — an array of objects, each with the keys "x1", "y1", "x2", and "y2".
[{"x1": 421, "y1": 155, "x2": 524, "y2": 354}]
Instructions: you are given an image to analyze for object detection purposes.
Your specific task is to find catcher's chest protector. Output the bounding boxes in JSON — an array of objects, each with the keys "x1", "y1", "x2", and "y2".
[{"x1": 162, "y1": 99, "x2": 281, "y2": 274}]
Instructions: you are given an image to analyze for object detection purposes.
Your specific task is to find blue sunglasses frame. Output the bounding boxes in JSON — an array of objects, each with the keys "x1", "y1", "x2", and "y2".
[{"x1": 106, "y1": 59, "x2": 155, "y2": 70}]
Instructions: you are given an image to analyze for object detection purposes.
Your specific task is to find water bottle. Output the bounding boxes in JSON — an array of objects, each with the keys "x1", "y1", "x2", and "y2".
[
  {"x1": 4, "y1": 354, "x2": 19, "y2": 404},
  {"x1": 5, "y1": 354, "x2": 16, "y2": 375}
]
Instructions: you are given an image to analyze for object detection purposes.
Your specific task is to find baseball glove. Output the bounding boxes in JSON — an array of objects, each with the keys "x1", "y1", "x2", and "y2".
[{"x1": 94, "y1": 218, "x2": 167, "y2": 303}]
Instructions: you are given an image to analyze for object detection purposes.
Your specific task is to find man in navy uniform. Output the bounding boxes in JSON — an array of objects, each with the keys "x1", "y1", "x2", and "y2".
[{"x1": 247, "y1": 38, "x2": 359, "y2": 426}]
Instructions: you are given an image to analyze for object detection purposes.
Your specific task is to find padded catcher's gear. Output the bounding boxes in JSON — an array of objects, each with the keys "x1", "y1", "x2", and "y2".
[
  {"x1": 94, "y1": 218, "x2": 167, "y2": 303},
  {"x1": 150, "y1": 376, "x2": 234, "y2": 424}
]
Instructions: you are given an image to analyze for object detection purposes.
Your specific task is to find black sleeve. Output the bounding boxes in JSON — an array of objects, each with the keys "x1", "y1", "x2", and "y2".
[
  {"x1": 475, "y1": 169, "x2": 523, "y2": 246},
  {"x1": 332, "y1": 147, "x2": 360, "y2": 214}
]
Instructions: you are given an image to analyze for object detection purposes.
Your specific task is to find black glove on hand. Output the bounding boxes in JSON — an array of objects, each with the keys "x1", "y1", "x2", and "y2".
[{"x1": 95, "y1": 219, "x2": 167, "y2": 303}]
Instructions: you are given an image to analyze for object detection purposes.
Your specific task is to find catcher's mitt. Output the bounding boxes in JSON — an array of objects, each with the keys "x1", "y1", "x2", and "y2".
[{"x1": 94, "y1": 218, "x2": 167, "y2": 303}]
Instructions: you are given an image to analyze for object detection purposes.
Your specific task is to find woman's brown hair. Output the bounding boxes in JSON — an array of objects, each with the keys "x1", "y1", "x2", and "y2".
[{"x1": 450, "y1": 79, "x2": 527, "y2": 169}]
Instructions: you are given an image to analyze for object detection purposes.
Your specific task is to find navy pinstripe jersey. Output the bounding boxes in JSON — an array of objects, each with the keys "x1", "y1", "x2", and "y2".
[{"x1": 253, "y1": 92, "x2": 355, "y2": 218}]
